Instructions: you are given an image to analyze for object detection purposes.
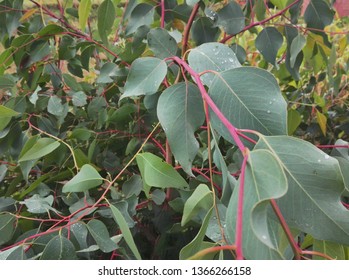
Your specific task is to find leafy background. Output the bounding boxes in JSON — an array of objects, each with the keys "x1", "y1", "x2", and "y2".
[{"x1": 0, "y1": 0, "x2": 348, "y2": 260}]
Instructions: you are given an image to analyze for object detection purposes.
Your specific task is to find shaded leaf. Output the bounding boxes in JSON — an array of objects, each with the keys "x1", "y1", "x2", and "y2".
[
  {"x1": 188, "y1": 42, "x2": 241, "y2": 87},
  {"x1": 136, "y1": 152, "x2": 189, "y2": 196},
  {"x1": 147, "y1": 28, "x2": 178, "y2": 59},
  {"x1": 62, "y1": 164, "x2": 103, "y2": 193},
  {"x1": 313, "y1": 239, "x2": 345, "y2": 260},
  {"x1": 97, "y1": 0, "x2": 115, "y2": 44},
  {"x1": 0, "y1": 105, "x2": 19, "y2": 131},
  {"x1": 290, "y1": 33, "x2": 306, "y2": 68},
  {"x1": 87, "y1": 219, "x2": 118, "y2": 253},
  {"x1": 304, "y1": 0, "x2": 334, "y2": 30},
  {"x1": 125, "y1": 3, "x2": 154, "y2": 35},
  {"x1": 287, "y1": 109, "x2": 302, "y2": 135},
  {"x1": 216, "y1": 1, "x2": 245, "y2": 35},
  {"x1": 191, "y1": 17, "x2": 220, "y2": 46},
  {"x1": 316, "y1": 110, "x2": 327, "y2": 136},
  {"x1": 157, "y1": 82, "x2": 205, "y2": 175},
  {"x1": 255, "y1": 27, "x2": 283, "y2": 66},
  {"x1": 20, "y1": 194, "x2": 55, "y2": 214},
  {"x1": 0, "y1": 213, "x2": 16, "y2": 245},
  {"x1": 37, "y1": 24, "x2": 65, "y2": 36},
  {"x1": 121, "y1": 57, "x2": 167, "y2": 99}
]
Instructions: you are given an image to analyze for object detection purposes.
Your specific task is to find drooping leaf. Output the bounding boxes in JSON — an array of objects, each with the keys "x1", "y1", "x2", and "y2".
[
  {"x1": 255, "y1": 136, "x2": 349, "y2": 245},
  {"x1": 37, "y1": 24, "x2": 65, "y2": 36},
  {"x1": 97, "y1": 0, "x2": 115, "y2": 44},
  {"x1": 62, "y1": 164, "x2": 103, "y2": 193},
  {"x1": 86, "y1": 219, "x2": 118, "y2": 253},
  {"x1": 179, "y1": 207, "x2": 214, "y2": 260},
  {"x1": 181, "y1": 184, "x2": 213, "y2": 226},
  {"x1": 136, "y1": 152, "x2": 189, "y2": 196},
  {"x1": 216, "y1": 1, "x2": 245, "y2": 35},
  {"x1": 125, "y1": 3, "x2": 154, "y2": 35},
  {"x1": 255, "y1": 27, "x2": 283, "y2": 66},
  {"x1": 40, "y1": 235, "x2": 77, "y2": 260},
  {"x1": 290, "y1": 33, "x2": 306, "y2": 68},
  {"x1": 19, "y1": 138, "x2": 60, "y2": 162},
  {"x1": 0, "y1": 213, "x2": 16, "y2": 246},
  {"x1": 208, "y1": 67, "x2": 287, "y2": 145},
  {"x1": 157, "y1": 82, "x2": 205, "y2": 175},
  {"x1": 109, "y1": 204, "x2": 141, "y2": 260},
  {"x1": 225, "y1": 150, "x2": 288, "y2": 259},
  {"x1": 147, "y1": 28, "x2": 178, "y2": 59},
  {"x1": 191, "y1": 17, "x2": 220, "y2": 46},
  {"x1": 188, "y1": 42, "x2": 241, "y2": 87},
  {"x1": 120, "y1": 57, "x2": 167, "y2": 99},
  {"x1": 79, "y1": 0, "x2": 92, "y2": 30}
]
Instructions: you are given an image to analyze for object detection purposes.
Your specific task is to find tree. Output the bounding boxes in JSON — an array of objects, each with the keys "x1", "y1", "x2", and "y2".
[{"x1": 0, "y1": 0, "x2": 348, "y2": 260}]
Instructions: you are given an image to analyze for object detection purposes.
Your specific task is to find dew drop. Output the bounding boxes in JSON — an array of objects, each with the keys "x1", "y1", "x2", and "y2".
[
  {"x1": 262, "y1": 235, "x2": 267, "y2": 240},
  {"x1": 324, "y1": 154, "x2": 330, "y2": 159},
  {"x1": 269, "y1": 101, "x2": 273, "y2": 105},
  {"x1": 272, "y1": 98, "x2": 276, "y2": 102},
  {"x1": 267, "y1": 110, "x2": 271, "y2": 114},
  {"x1": 317, "y1": 159, "x2": 321, "y2": 163}
]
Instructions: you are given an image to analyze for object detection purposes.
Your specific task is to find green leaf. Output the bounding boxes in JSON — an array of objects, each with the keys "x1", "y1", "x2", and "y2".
[
  {"x1": 216, "y1": 1, "x2": 245, "y2": 35},
  {"x1": 313, "y1": 239, "x2": 345, "y2": 260},
  {"x1": 122, "y1": 175, "x2": 142, "y2": 198},
  {"x1": 191, "y1": 17, "x2": 220, "y2": 46},
  {"x1": 97, "y1": 0, "x2": 115, "y2": 44},
  {"x1": 19, "y1": 138, "x2": 60, "y2": 162},
  {"x1": 181, "y1": 184, "x2": 213, "y2": 226},
  {"x1": 188, "y1": 42, "x2": 241, "y2": 87},
  {"x1": 0, "y1": 105, "x2": 19, "y2": 131},
  {"x1": 87, "y1": 219, "x2": 118, "y2": 253},
  {"x1": 0, "y1": 213, "x2": 16, "y2": 246},
  {"x1": 0, "y1": 246, "x2": 26, "y2": 260},
  {"x1": 147, "y1": 28, "x2": 178, "y2": 59},
  {"x1": 226, "y1": 150, "x2": 288, "y2": 259},
  {"x1": 40, "y1": 235, "x2": 77, "y2": 260},
  {"x1": 209, "y1": 67, "x2": 287, "y2": 145},
  {"x1": 290, "y1": 33, "x2": 306, "y2": 68},
  {"x1": 79, "y1": 0, "x2": 92, "y2": 30},
  {"x1": 62, "y1": 164, "x2": 103, "y2": 193},
  {"x1": 120, "y1": 57, "x2": 167, "y2": 99},
  {"x1": 37, "y1": 24, "x2": 65, "y2": 36},
  {"x1": 179, "y1": 207, "x2": 214, "y2": 260},
  {"x1": 70, "y1": 91, "x2": 87, "y2": 107},
  {"x1": 157, "y1": 82, "x2": 205, "y2": 175},
  {"x1": 285, "y1": 25, "x2": 303, "y2": 80},
  {"x1": 304, "y1": 0, "x2": 334, "y2": 30},
  {"x1": 270, "y1": 0, "x2": 288, "y2": 9},
  {"x1": 151, "y1": 189, "x2": 166, "y2": 205},
  {"x1": 287, "y1": 109, "x2": 302, "y2": 135},
  {"x1": 136, "y1": 152, "x2": 189, "y2": 196},
  {"x1": 125, "y1": 3, "x2": 154, "y2": 35},
  {"x1": 256, "y1": 136, "x2": 349, "y2": 245},
  {"x1": 255, "y1": 27, "x2": 283, "y2": 66},
  {"x1": 0, "y1": 75, "x2": 17, "y2": 90},
  {"x1": 230, "y1": 43, "x2": 247, "y2": 64},
  {"x1": 316, "y1": 110, "x2": 327, "y2": 136},
  {"x1": 254, "y1": 0, "x2": 266, "y2": 21},
  {"x1": 109, "y1": 204, "x2": 142, "y2": 259}
]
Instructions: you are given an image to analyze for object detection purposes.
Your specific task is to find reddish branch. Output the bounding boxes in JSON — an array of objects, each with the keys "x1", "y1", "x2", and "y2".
[
  {"x1": 220, "y1": 0, "x2": 302, "y2": 43},
  {"x1": 182, "y1": 3, "x2": 200, "y2": 56}
]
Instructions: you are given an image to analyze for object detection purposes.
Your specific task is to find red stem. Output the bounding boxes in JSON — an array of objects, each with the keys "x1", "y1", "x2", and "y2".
[
  {"x1": 235, "y1": 153, "x2": 248, "y2": 260},
  {"x1": 160, "y1": 0, "x2": 165, "y2": 28},
  {"x1": 220, "y1": 0, "x2": 302, "y2": 43},
  {"x1": 182, "y1": 3, "x2": 200, "y2": 56}
]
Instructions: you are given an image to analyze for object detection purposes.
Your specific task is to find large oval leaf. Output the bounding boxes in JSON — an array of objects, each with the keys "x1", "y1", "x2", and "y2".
[
  {"x1": 157, "y1": 82, "x2": 205, "y2": 175},
  {"x1": 216, "y1": 1, "x2": 245, "y2": 35},
  {"x1": 188, "y1": 42, "x2": 240, "y2": 87},
  {"x1": 136, "y1": 152, "x2": 189, "y2": 196},
  {"x1": 256, "y1": 135, "x2": 349, "y2": 245},
  {"x1": 225, "y1": 150, "x2": 288, "y2": 259},
  {"x1": 40, "y1": 235, "x2": 77, "y2": 260},
  {"x1": 62, "y1": 164, "x2": 103, "y2": 193},
  {"x1": 86, "y1": 219, "x2": 118, "y2": 253},
  {"x1": 209, "y1": 67, "x2": 287, "y2": 145},
  {"x1": 120, "y1": 57, "x2": 167, "y2": 99},
  {"x1": 255, "y1": 27, "x2": 283, "y2": 66}
]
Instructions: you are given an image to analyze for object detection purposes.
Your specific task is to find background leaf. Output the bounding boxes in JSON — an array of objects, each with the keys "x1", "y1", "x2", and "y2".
[
  {"x1": 121, "y1": 57, "x2": 167, "y2": 99},
  {"x1": 40, "y1": 235, "x2": 77, "y2": 260},
  {"x1": 216, "y1": 1, "x2": 245, "y2": 35},
  {"x1": 255, "y1": 27, "x2": 283, "y2": 66},
  {"x1": 97, "y1": 0, "x2": 115, "y2": 44},
  {"x1": 79, "y1": 0, "x2": 92, "y2": 30},
  {"x1": 86, "y1": 219, "x2": 118, "y2": 253},
  {"x1": 147, "y1": 28, "x2": 178, "y2": 59},
  {"x1": 19, "y1": 138, "x2": 60, "y2": 162}
]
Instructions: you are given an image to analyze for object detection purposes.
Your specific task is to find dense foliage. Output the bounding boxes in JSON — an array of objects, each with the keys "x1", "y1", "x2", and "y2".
[{"x1": 0, "y1": 0, "x2": 348, "y2": 260}]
